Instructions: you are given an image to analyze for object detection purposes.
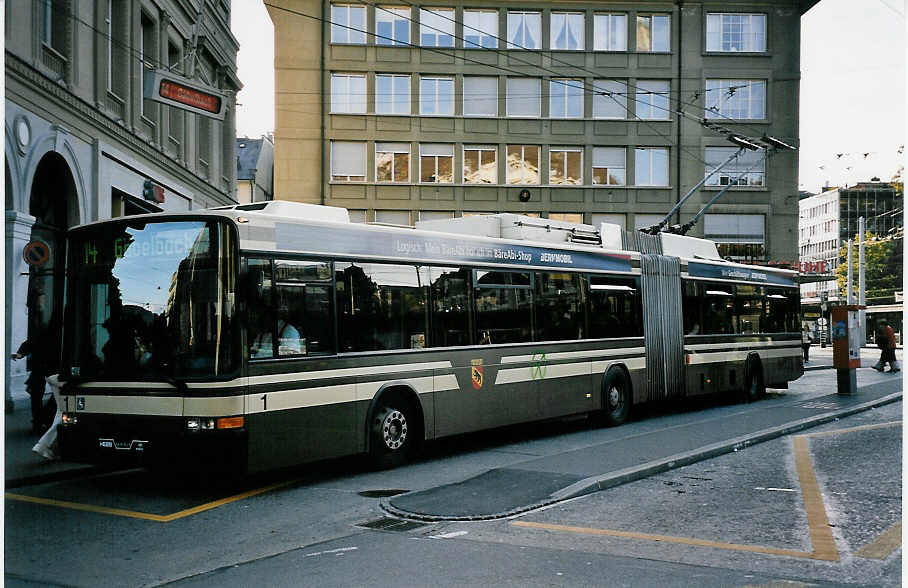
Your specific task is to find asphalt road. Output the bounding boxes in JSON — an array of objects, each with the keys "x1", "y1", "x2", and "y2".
[{"x1": 4, "y1": 367, "x2": 902, "y2": 587}]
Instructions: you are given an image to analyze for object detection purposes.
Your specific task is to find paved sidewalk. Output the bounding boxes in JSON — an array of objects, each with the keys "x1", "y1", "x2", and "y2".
[{"x1": 386, "y1": 361, "x2": 902, "y2": 521}]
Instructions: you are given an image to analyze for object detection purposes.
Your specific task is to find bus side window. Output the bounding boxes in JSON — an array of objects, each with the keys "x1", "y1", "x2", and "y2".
[
  {"x1": 682, "y1": 280, "x2": 700, "y2": 335},
  {"x1": 427, "y1": 267, "x2": 471, "y2": 347},
  {"x1": 247, "y1": 258, "x2": 275, "y2": 358},
  {"x1": 273, "y1": 259, "x2": 334, "y2": 356},
  {"x1": 535, "y1": 272, "x2": 583, "y2": 341},
  {"x1": 587, "y1": 276, "x2": 641, "y2": 338}
]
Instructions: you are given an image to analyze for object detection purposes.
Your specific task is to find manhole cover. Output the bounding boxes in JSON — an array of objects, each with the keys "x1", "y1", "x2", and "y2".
[
  {"x1": 356, "y1": 517, "x2": 426, "y2": 532},
  {"x1": 358, "y1": 489, "x2": 409, "y2": 498}
]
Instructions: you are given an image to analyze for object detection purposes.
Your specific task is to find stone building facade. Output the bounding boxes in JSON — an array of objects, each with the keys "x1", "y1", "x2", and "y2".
[{"x1": 5, "y1": 0, "x2": 241, "y2": 407}]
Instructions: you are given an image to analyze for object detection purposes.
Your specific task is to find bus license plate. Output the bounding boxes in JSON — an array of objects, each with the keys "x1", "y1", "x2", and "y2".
[{"x1": 99, "y1": 439, "x2": 148, "y2": 452}]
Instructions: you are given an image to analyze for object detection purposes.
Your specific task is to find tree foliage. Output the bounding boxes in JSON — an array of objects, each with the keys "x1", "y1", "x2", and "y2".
[{"x1": 835, "y1": 231, "x2": 903, "y2": 302}]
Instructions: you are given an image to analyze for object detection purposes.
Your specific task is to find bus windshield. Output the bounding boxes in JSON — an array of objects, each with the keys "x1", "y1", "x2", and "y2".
[{"x1": 64, "y1": 219, "x2": 237, "y2": 381}]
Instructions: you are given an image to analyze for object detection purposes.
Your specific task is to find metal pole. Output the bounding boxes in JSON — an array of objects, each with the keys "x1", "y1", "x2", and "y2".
[
  {"x1": 858, "y1": 217, "x2": 866, "y2": 344},
  {"x1": 846, "y1": 238, "x2": 854, "y2": 304}
]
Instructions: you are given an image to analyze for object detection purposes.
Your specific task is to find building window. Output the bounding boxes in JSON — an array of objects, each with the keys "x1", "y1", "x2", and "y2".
[
  {"x1": 636, "y1": 14, "x2": 670, "y2": 52},
  {"x1": 376, "y1": 74, "x2": 410, "y2": 114},
  {"x1": 635, "y1": 80, "x2": 670, "y2": 120},
  {"x1": 549, "y1": 148, "x2": 582, "y2": 185},
  {"x1": 506, "y1": 77, "x2": 541, "y2": 117},
  {"x1": 420, "y1": 143, "x2": 454, "y2": 183},
  {"x1": 40, "y1": 0, "x2": 68, "y2": 55},
  {"x1": 592, "y1": 147, "x2": 626, "y2": 185},
  {"x1": 107, "y1": 0, "x2": 128, "y2": 97},
  {"x1": 592, "y1": 80, "x2": 627, "y2": 119},
  {"x1": 507, "y1": 11, "x2": 541, "y2": 49},
  {"x1": 592, "y1": 213, "x2": 626, "y2": 230},
  {"x1": 376, "y1": 142, "x2": 410, "y2": 183},
  {"x1": 550, "y1": 79, "x2": 584, "y2": 119},
  {"x1": 420, "y1": 210, "x2": 454, "y2": 221},
  {"x1": 593, "y1": 13, "x2": 627, "y2": 51},
  {"x1": 464, "y1": 10, "x2": 498, "y2": 48},
  {"x1": 705, "y1": 79, "x2": 766, "y2": 119},
  {"x1": 549, "y1": 213, "x2": 583, "y2": 223},
  {"x1": 331, "y1": 141, "x2": 366, "y2": 182},
  {"x1": 168, "y1": 41, "x2": 183, "y2": 143},
  {"x1": 140, "y1": 13, "x2": 157, "y2": 122},
  {"x1": 198, "y1": 115, "x2": 211, "y2": 170},
  {"x1": 634, "y1": 147, "x2": 669, "y2": 186},
  {"x1": 420, "y1": 8, "x2": 454, "y2": 47},
  {"x1": 375, "y1": 210, "x2": 411, "y2": 225},
  {"x1": 506, "y1": 145, "x2": 540, "y2": 184},
  {"x1": 330, "y1": 73, "x2": 367, "y2": 113},
  {"x1": 704, "y1": 214, "x2": 765, "y2": 261},
  {"x1": 330, "y1": 4, "x2": 367, "y2": 44},
  {"x1": 551, "y1": 12, "x2": 584, "y2": 51},
  {"x1": 463, "y1": 145, "x2": 497, "y2": 184},
  {"x1": 463, "y1": 76, "x2": 498, "y2": 117},
  {"x1": 419, "y1": 76, "x2": 454, "y2": 115},
  {"x1": 706, "y1": 13, "x2": 766, "y2": 52},
  {"x1": 376, "y1": 6, "x2": 410, "y2": 46},
  {"x1": 705, "y1": 147, "x2": 765, "y2": 187}
]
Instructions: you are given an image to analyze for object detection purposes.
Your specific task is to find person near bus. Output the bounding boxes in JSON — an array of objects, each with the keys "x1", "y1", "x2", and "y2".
[
  {"x1": 10, "y1": 330, "x2": 53, "y2": 434},
  {"x1": 801, "y1": 323, "x2": 812, "y2": 362},
  {"x1": 873, "y1": 318, "x2": 899, "y2": 373}
]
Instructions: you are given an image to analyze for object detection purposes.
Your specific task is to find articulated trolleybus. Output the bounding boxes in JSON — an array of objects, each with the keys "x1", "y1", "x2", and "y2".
[{"x1": 59, "y1": 202, "x2": 802, "y2": 472}]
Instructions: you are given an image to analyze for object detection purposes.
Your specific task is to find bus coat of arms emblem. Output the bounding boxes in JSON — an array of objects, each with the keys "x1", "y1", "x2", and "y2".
[{"x1": 471, "y1": 359, "x2": 483, "y2": 390}]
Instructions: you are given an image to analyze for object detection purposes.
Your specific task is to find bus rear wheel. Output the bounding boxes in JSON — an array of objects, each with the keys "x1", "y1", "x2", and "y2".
[
  {"x1": 370, "y1": 403, "x2": 412, "y2": 469},
  {"x1": 601, "y1": 369, "x2": 630, "y2": 426}
]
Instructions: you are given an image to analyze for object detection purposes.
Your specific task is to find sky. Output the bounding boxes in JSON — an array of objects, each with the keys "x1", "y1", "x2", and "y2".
[{"x1": 231, "y1": 0, "x2": 907, "y2": 195}]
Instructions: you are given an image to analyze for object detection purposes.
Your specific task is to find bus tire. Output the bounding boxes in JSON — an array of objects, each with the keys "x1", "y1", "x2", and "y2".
[
  {"x1": 369, "y1": 401, "x2": 414, "y2": 469},
  {"x1": 601, "y1": 368, "x2": 631, "y2": 426},
  {"x1": 744, "y1": 358, "x2": 765, "y2": 403}
]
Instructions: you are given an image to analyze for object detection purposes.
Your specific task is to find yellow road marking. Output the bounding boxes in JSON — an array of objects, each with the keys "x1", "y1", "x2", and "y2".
[
  {"x1": 855, "y1": 522, "x2": 902, "y2": 560},
  {"x1": 5, "y1": 478, "x2": 297, "y2": 522},
  {"x1": 792, "y1": 436, "x2": 838, "y2": 561},
  {"x1": 512, "y1": 420, "x2": 903, "y2": 562},
  {"x1": 511, "y1": 521, "x2": 815, "y2": 559}
]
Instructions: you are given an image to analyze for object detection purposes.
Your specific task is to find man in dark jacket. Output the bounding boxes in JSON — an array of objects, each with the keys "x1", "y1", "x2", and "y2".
[{"x1": 11, "y1": 330, "x2": 53, "y2": 433}]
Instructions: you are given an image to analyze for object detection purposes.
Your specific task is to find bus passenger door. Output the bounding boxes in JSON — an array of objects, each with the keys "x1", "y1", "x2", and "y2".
[{"x1": 640, "y1": 255, "x2": 684, "y2": 400}]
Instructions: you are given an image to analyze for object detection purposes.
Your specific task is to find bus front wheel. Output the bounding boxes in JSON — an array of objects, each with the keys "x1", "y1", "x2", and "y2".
[
  {"x1": 601, "y1": 369, "x2": 630, "y2": 426},
  {"x1": 369, "y1": 403, "x2": 413, "y2": 468}
]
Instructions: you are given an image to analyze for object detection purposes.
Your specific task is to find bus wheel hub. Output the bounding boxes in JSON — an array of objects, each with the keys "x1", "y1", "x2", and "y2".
[{"x1": 382, "y1": 410, "x2": 407, "y2": 450}]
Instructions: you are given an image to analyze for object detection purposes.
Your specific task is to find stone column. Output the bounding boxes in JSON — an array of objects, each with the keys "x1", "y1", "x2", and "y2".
[{"x1": 5, "y1": 211, "x2": 36, "y2": 412}]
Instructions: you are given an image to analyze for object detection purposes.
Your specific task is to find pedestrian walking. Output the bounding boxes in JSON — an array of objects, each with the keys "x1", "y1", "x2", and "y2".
[
  {"x1": 11, "y1": 330, "x2": 54, "y2": 433},
  {"x1": 801, "y1": 323, "x2": 812, "y2": 362},
  {"x1": 872, "y1": 318, "x2": 900, "y2": 373},
  {"x1": 32, "y1": 374, "x2": 62, "y2": 460}
]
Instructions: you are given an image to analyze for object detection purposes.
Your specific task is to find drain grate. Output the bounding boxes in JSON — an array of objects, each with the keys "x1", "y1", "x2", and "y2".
[
  {"x1": 357, "y1": 517, "x2": 426, "y2": 532},
  {"x1": 358, "y1": 489, "x2": 409, "y2": 498}
]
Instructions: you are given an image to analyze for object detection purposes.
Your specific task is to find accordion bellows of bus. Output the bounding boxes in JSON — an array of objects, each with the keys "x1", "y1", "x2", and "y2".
[{"x1": 57, "y1": 201, "x2": 802, "y2": 473}]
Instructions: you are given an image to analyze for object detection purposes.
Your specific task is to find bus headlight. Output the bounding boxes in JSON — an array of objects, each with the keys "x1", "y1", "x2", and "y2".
[
  {"x1": 62, "y1": 413, "x2": 78, "y2": 425},
  {"x1": 187, "y1": 417, "x2": 244, "y2": 431},
  {"x1": 186, "y1": 418, "x2": 216, "y2": 430}
]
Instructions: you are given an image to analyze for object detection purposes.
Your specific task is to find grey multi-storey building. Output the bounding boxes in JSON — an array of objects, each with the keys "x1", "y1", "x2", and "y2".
[
  {"x1": 5, "y1": 0, "x2": 240, "y2": 408},
  {"x1": 269, "y1": 0, "x2": 815, "y2": 258}
]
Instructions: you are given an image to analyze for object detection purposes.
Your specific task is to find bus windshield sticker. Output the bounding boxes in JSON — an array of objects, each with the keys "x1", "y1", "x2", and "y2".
[{"x1": 275, "y1": 224, "x2": 632, "y2": 273}]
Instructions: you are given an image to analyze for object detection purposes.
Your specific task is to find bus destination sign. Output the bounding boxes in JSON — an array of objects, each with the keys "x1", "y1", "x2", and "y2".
[
  {"x1": 687, "y1": 261, "x2": 796, "y2": 287},
  {"x1": 144, "y1": 69, "x2": 226, "y2": 120}
]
